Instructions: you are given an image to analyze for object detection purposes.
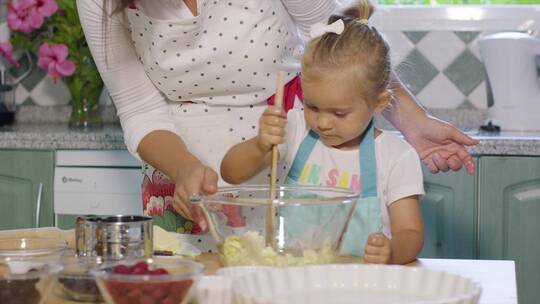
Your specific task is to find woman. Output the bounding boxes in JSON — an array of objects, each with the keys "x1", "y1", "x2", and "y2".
[{"x1": 77, "y1": 0, "x2": 477, "y2": 233}]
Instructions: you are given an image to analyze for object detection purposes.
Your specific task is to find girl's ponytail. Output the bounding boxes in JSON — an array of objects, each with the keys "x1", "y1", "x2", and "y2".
[{"x1": 343, "y1": 0, "x2": 375, "y2": 22}]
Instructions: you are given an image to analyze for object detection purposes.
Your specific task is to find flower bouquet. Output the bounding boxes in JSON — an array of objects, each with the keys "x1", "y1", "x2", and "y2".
[{"x1": 1, "y1": 0, "x2": 104, "y2": 128}]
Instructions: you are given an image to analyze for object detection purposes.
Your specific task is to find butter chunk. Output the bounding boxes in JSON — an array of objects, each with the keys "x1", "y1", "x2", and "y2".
[{"x1": 153, "y1": 225, "x2": 181, "y2": 254}]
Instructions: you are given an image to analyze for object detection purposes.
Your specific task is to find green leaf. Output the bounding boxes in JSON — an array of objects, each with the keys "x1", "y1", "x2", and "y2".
[{"x1": 153, "y1": 210, "x2": 179, "y2": 232}]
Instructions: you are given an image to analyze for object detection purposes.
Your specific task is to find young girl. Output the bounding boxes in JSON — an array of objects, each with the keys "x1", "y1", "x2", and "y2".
[{"x1": 220, "y1": 0, "x2": 424, "y2": 264}]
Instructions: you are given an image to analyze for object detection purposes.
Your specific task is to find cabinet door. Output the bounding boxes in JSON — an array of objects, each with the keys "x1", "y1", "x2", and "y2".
[
  {"x1": 56, "y1": 214, "x2": 78, "y2": 230},
  {"x1": 419, "y1": 160, "x2": 477, "y2": 259},
  {"x1": 0, "y1": 150, "x2": 54, "y2": 229},
  {"x1": 479, "y1": 156, "x2": 540, "y2": 304}
]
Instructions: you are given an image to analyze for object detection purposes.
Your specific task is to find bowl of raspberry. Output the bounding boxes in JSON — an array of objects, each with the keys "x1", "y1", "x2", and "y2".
[{"x1": 92, "y1": 257, "x2": 205, "y2": 304}]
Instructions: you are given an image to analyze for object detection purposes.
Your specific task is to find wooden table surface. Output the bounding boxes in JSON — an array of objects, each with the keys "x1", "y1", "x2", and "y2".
[{"x1": 0, "y1": 228, "x2": 517, "y2": 304}]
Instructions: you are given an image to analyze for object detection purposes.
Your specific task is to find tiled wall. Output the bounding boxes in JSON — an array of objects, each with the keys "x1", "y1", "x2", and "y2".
[
  {"x1": 385, "y1": 30, "x2": 488, "y2": 109},
  {"x1": 1, "y1": 6, "x2": 539, "y2": 110}
]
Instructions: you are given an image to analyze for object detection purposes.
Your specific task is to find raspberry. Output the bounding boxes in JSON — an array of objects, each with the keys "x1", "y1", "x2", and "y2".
[
  {"x1": 150, "y1": 286, "x2": 166, "y2": 300},
  {"x1": 161, "y1": 296, "x2": 176, "y2": 304},
  {"x1": 149, "y1": 268, "x2": 168, "y2": 275},
  {"x1": 112, "y1": 265, "x2": 130, "y2": 274},
  {"x1": 130, "y1": 261, "x2": 150, "y2": 274},
  {"x1": 139, "y1": 295, "x2": 155, "y2": 304}
]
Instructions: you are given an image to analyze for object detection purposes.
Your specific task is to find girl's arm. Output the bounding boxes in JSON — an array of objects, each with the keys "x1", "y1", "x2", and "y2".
[
  {"x1": 221, "y1": 106, "x2": 287, "y2": 184},
  {"x1": 387, "y1": 195, "x2": 424, "y2": 264},
  {"x1": 221, "y1": 137, "x2": 272, "y2": 184},
  {"x1": 363, "y1": 195, "x2": 423, "y2": 265}
]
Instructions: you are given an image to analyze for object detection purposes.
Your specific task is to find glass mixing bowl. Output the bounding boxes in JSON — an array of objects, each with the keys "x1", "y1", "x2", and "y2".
[
  {"x1": 55, "y1": 255, "x2": 103, "y2": 302},
  {"x1": 92, "y1": 257, "x2": 205, "y2": 304},
  {"x1": 0, "y1": 257, "x2": 62, "y2": 304},
  {"x1": 0, "y1": 238, "x2": 67, "y2": 260},
  {"x1": 192, "y1": 185, "x2": 360, "y2": 267}
]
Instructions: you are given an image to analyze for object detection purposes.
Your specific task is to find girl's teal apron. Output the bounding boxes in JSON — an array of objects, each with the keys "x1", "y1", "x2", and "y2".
[{"x1": 282, "y1": 122, "x2": 382, "y2": 256}]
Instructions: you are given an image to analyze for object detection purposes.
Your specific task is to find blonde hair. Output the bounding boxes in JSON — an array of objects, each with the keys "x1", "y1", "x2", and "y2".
[{"x1": 302, "y1": 0, "x2": 391, "y2": 105}]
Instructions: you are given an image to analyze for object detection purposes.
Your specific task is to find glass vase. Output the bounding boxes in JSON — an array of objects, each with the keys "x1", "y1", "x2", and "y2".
[{"x1": 65, "y1": 56, "x2": 104, "y2": 129}]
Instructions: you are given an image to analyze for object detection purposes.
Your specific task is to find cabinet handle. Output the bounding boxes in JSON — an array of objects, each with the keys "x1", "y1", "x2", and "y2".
[{"x1": 35, "y1": 183, "x2": 43, "y2": 228}]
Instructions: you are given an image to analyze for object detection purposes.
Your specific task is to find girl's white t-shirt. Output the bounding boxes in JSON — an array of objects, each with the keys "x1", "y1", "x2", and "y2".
[
  {"x1": 280, "y1": 110, "x2": 425, "y2": 238},
  {"x1": 77, "y1": 0, "x2": 337, "y2": 156}
]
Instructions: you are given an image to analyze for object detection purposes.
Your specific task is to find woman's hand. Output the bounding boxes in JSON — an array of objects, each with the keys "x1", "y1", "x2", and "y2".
[
  {"x1": 385, "y1": 72, "x2": 479, "y2": 174},
  {"x1": 172, "y1": 160, "x2": 218, "y2": 231},
  {"x1": 363, "y1": 233, "x2": 392, "y2": 264},
  {"x1": 257, "y1": 106, "x2": 287, "y2": 152},
  {"x1": 403, "y1": 116, "x2": 479, "y2": 175}
]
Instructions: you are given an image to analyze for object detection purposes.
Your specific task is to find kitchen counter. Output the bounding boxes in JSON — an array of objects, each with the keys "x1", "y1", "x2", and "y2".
[
  {"x1": 48, "y1": 254, "x2": 519, "y2": 304},
  {"x1": 0, "y1": 228, "x2": 518, "y2": 304},
  {"x1": 0, "y1": 123, "x2": 126, "y2": 150},
  {"x1": 1, "y1": 123, "x2": 540, "y2": 156}
]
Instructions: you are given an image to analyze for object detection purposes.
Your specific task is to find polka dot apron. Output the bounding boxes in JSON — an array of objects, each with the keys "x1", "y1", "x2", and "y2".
[
  {"x1": 142, "y1": 78, "x2": 302, "y2": 235},
  {"x1": 125, "y1": 1, "x2": 305, "y2": 234}
]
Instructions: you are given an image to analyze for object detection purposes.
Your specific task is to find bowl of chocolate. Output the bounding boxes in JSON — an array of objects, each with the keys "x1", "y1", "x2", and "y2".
[
  {"x1": 0, "y1": 258, "x2": 62, "y2": 304},
  {"x1": 56, "y1": 256, "x2": 103, "y2": 302}
]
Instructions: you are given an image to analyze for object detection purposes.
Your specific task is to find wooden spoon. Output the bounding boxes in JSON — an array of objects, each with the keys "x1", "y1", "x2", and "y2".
[{"x1": 266, "y1": 71, "x2": 286, "y2": 246}]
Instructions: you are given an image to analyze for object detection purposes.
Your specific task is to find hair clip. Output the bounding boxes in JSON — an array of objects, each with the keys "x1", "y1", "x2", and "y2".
[
  {"x1": 357, "y1": 18, "x2": 369, "y2": 25},
  {"x1": 310, "y1": 19, "x2": 345, "y2": 39}
]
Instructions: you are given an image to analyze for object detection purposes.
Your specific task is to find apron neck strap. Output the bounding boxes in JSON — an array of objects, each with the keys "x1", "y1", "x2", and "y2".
[
  {"x1": 286, "y1": 130, "x2": 319, "y2": 182},
  {"x1": 359, "y1": 121, "x2": 377, "y2": 197}
]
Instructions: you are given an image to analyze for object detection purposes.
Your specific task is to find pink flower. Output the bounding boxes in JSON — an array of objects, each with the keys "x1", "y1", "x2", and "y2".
[
  {"x1": 35, "y1": 0, "x2": 58, "y2": 17},
  {"x1": 37, "y1": 43, "x2": 76, "y2": 80},
  {"x1": 7, "y1": 0, "x2": 44, "y2": 33},
  {"x1": 0, "y1": 42, "x2": 19, "y2": 67}
]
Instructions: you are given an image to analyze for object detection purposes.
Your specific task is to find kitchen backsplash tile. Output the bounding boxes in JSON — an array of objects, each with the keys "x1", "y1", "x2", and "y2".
[
  {"x1": 454, "y1": 31, "x2": 480, "y2": 44},
  {"x1": 416, "y1": 31, "x2": 466, "y2": 71},
  {"x1": 403, "y1": 31, "x2": 428, "y2": 44},
  {"x1": 416, "y1": 73, "x2": 464, "y2": 109},
  {"x1": 396, "y1": 49, "x2": 439, "y2": 95},
  {"x1": 444, "y1": 49, "x2": 485, "y2": 96}
]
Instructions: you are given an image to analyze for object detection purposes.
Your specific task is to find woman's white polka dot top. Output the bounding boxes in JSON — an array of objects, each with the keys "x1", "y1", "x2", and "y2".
[{"x1": 77, "y1": 0, "x2": 337, "y2": 154}]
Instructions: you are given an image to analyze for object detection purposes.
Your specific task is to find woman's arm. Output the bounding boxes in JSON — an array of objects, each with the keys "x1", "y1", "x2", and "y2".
[
  {"x1": 279, "y1": 0, "x2": 337, "y2": 41},
  {"x1": 77, "y1": 0, "x2": 180, "y2": 159},
  {"x1": 77, "y1": 0, "x2": 217, "y2": 217},
  {"x1": 384, "y1": 73, "x2": 478, "y2": 174}
]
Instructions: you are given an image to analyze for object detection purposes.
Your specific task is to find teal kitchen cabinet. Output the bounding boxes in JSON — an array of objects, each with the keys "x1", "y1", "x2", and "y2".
[
  {"x1": 419, "y1": 159, "x2": 477, "y2": 259},
  {"x1": 478, "y1": 156, "x2": 540, "y2": 304},
  {"x1": 0, "y1": 150, "x2": 54, "y2": 230},
  {"x1": 56, "y1": 214, "x2": 78, "y2": 230}
]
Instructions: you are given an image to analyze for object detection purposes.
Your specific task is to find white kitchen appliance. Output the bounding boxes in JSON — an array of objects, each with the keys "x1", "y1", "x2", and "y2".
[
  {"x1": 478, "y1": 32, "x2": 540, "y2": 131},
  {"x1": 54, "y1": 150, "x2": 143, "y2": 227}
]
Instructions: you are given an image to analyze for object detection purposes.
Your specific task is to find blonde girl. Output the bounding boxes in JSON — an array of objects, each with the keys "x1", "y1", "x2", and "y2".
[{"x1": 221, "y1": 0, "x2": 424, "y2": 264}]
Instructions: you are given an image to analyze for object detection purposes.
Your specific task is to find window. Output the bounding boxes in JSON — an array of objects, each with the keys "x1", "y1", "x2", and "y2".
[{"x1": 378, "y1": 0, "x2": 540, "y2": 4}]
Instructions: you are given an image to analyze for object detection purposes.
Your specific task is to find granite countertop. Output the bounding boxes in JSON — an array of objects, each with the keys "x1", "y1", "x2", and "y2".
[
  {"x1": 0, "y1": 122, "x2": 540, "y2": 156},
  {"x1": 0, "y1": 123, "x2": 126, "y2": 150}
]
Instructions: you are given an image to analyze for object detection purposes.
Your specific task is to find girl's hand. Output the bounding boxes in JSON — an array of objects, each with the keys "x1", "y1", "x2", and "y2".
[
  {"x1": 172, "y1": 160, "x2": 218, "y2": 232},
  {"x1": 403, "y1": 116, "x2": 478, "y2": 175},
  {"x1": 363, "y1": 233, "x2": 392, "y2": 264},
  {"x1": 257, "y1": 106, "x2": 287, "y2": 152}
]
